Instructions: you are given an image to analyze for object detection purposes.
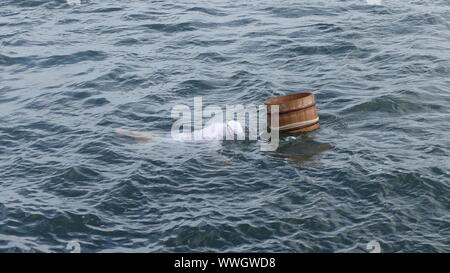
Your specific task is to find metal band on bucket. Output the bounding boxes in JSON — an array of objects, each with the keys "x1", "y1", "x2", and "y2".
[
  {"x1": 267, "y1": 102, "x2": 316, "y2": 115},
  {"x1": 271, "y1": 117, "x2": 319, "y2": 131}
]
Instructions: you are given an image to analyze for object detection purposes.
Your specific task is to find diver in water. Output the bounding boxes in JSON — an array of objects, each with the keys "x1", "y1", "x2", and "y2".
[{"x1": 116, "y1": 120, "x2": 245, "y2": 143}]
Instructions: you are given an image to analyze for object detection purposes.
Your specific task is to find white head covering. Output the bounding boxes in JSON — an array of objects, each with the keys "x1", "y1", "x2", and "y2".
[{"x1": 225, "y1": 120, "x2": 244, "y2": 140}]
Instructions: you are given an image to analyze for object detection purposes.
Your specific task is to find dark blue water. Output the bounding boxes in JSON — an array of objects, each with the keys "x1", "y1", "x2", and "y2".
[{"x1": 1, "y1": 0, "x2": 449, "y2": 253}]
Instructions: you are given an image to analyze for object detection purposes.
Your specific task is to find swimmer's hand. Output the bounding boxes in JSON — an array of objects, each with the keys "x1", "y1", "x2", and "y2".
[{"x1": 115, "y1": 128, "x2": 154, "y2": 143}]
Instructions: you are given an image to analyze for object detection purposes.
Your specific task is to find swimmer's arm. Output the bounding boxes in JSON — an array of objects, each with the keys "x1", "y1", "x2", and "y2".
[{"x1": 115, "y1": 128, "x2": 154, "y2": 143}]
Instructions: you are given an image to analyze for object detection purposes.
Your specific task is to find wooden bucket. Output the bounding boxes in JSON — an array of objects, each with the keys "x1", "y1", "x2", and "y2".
[{"x1": 265, "y1": 92, "x2": 320, "y2": 133}]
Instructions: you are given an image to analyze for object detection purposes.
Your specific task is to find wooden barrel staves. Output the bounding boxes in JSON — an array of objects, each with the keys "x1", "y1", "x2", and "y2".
[{"x1": 265, "y1": 92, "x2": 320, "y2": 133}]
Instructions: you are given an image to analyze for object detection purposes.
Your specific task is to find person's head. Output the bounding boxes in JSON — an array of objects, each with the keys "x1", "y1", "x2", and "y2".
[{"x1": 226, "y1": 120, "x2": 245, "y2": 140}]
